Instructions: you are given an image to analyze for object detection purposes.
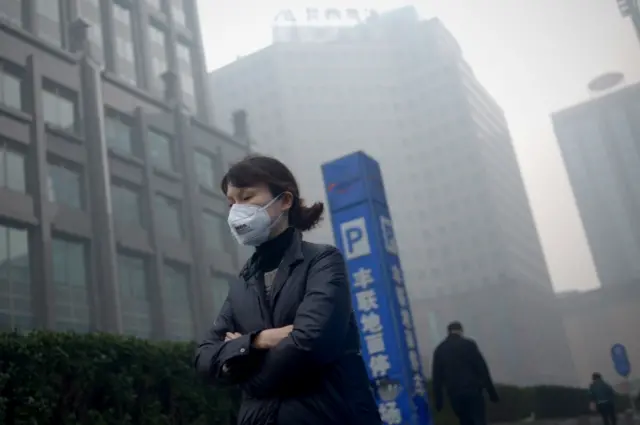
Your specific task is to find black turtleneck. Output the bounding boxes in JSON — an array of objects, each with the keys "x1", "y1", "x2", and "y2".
[{"x1": 254, "y1": 226, "x2": 295, "y2": 274}]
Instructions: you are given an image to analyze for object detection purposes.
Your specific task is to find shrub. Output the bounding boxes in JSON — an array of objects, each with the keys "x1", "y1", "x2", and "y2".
[
  {"x1": 0, "y1": 331, "x2": 239, "y2": 425},
  {"x1": 1, "y1": 331, "x2": 627, "y2": 425}
]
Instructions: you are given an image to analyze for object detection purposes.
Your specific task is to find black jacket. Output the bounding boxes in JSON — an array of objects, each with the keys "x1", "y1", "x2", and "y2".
[
  {"x1": 589, "y1": 379, "x2": 615, "y2": 404},
  {"x1": 431, "y1": 334, "x2": 497, "y2": 408},
  {"x1": 194, "y1": 231, "x2": 381, "y2": 425}
]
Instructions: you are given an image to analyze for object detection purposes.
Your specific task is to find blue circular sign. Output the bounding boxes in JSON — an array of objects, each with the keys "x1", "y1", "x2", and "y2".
[{"x1": 611, "y1": 343, "x2": 631, "y2": 378}]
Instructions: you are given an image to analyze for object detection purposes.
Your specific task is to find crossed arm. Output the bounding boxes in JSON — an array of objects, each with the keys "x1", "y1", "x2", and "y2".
[{"x1": 194, "y1": 247, "x2": 352, "y2": 398}]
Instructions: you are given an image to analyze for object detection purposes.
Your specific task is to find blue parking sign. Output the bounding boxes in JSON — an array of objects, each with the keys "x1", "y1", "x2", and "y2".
[
  {"x1": 323, "y1": 151, "x2": 432, "y2": 425},
  {"x1": 611, "y1": 343, "x2": 631, "y2": 377}
]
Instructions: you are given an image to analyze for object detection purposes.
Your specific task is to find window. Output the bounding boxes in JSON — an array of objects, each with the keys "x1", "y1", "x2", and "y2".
[
  {"x1": 176, "y1": 41, "x2": 196, "y2": 112},
  {"x1": 146, "y1": 0, "x2": 164, "y2": 13},
  {"x1": 0, "y1": 225, "x2": 31, "y2": 331},
  {"x1": 162, "y1": 263, "x2": 194, "y2": 340},
  {"x1": 0, "y1": 61, "x2": 23, "y2": 111},
  {"x1": 42, "y1": 84, "x2": 77, "y2": 132},
  {"x1": 48, "y1": 160, "x2": 83, "y2": 209},
  {"x1": 112, "y1": 3, "x2": 137, "y2": 85},
  {"x1": 77, "y1": 0, "x2": 104, "y2": 64},
  {"x1": 202, "y1": 211, "x2": 227, "y2": 251},
  {"x1": 154, "y1": 194, "x2": 182, "y2": 240},
  {"x1": 117, "y1": 253, "x2": 151, "y2": 338},
  {"x1": 105, "y1": 111, "x2": 135, "y2": 155},
  {"x1": 148, "y1": 25, "x2": 168, "y2": 95},
  {"x1": 0, "y1": 142, "x2": 26, "y2": 193},
  {"x1": 35, "y1": 0, "x2": 62, "y2": 47},
  {"x1": 148, "y1": 130, "x2": 174, "y2": 170},
  {"x1": 207, "y1": 275, "x2": 230, "y2": 321},
  {"x1": 52, "y1": 238, "x2": 90, "y2": 332},
  {"x1": 170, "y1": 0, "x2": 186, "y2": 26},
  {"x1": 0, "y1": 0, "x2": 24, "y2": 28},
  {"x1": 194, "y1": 151, "x2": 214, "y2": 188},
  {"x1": 111, "y1": 182, "x2": 143, "y2": 228}
]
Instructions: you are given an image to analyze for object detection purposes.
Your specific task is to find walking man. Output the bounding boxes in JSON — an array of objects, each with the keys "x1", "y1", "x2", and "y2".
[
  {"x1": 432, "y1": 321, "x2": 499, "y2": 425},
  {"x1": 589, "y1": 372, "x2": 617, "y2": 425}
]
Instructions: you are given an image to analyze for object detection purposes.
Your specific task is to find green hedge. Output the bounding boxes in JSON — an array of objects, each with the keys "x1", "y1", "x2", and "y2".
[
  {"x1": 0, "y1": 331, "x2": 239, "y2": 425},
  {"x1": 0, "y1": 331, "x2": 630, "y2": 425}
]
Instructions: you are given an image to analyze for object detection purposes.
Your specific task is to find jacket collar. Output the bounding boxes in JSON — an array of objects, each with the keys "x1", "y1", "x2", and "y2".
[
  {"x1": 239, "y1": 229, "x2": 304, "y2": 282},
  {"x1": 239, "y1": 230, "x2": 305, "y2": 324}
]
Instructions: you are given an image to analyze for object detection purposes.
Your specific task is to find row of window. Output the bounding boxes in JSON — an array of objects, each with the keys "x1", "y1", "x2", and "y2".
[
  {"x1": 0, "y1": 223, "x2": 228, "y2": 339},
  {"x1": 1, "y1": 141, "x2": 83, "y2": 207},
  {"x1": 0, "y1": 139, "x2": 227, "y2": 249},
  {"x1": 0, "y1": 60, "x2": 78, "y2": 132},
  {"x1": 104, "y1": 109, "x2": 218, "y2": 188},
  {"x1": 0, "y1": 61, "x2": 216, "y2": 190},
  {"x1": 1, "y1": 0, "x2": 197, "y2": 112},
  {"x1": 112, "y1": 180, "x2": 227, "y2": 249}
]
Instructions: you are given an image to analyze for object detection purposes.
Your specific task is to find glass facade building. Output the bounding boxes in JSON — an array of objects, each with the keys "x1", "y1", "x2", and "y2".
[{"x1": 0, "y1": 0, "x2": 249, "y2": 339}]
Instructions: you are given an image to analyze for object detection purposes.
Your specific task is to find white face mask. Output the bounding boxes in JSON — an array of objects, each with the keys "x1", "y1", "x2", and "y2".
[{"x1": 227, "y1": 195, "x2": 284, "y2": 246}]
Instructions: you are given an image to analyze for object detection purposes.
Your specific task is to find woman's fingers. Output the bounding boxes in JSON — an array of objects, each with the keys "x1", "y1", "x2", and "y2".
[{"x1": 225, "y1": 332, "x2": 242, "y2": 341}]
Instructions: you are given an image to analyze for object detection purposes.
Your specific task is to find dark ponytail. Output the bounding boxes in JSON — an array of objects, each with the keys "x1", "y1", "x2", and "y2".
[{"x1": 289, "y1": 198, "x2": 324, "y2": 231}]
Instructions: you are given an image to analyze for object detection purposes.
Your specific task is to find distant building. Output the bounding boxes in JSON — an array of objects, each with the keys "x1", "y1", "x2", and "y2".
[
  {"x1": 552, "y1": 81, "x2": 640, "y2": 288},
  {"x1": 558, "y1": 283, "x2": 640, "y2": 388},
  {"x1": 0, "y1": 0, "x2": 249, "y2": 338},
  {"x1": 209, "y1": 6, "x2": 576, "y2": 386}
]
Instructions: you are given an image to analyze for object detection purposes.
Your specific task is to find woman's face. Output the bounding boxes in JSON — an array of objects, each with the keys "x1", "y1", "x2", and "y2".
[{"x1": 226, "y1": 183, "x2": 293, "y2": 222}]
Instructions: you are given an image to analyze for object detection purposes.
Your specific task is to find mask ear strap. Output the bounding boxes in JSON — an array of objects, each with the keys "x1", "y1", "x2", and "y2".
[
  {"x1": 263, "y1": 192, "x2": 283, "y2": 209},
  {"x1": 266, "y1": 192, "x2": 291, "y2": 229}
]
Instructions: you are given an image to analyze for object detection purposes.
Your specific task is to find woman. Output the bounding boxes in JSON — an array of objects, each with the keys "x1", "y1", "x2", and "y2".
[{"x1": 194, "y1": 155, "x2": 381, "y2": 425}]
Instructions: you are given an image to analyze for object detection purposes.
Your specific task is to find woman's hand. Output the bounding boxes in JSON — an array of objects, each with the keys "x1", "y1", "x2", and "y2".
[
  {"x1": 225, "y1": 332, "x2": 242, "y2": 341},
  {"x1": 253, "y1": 325, "x2": 294, "y2": 349}
]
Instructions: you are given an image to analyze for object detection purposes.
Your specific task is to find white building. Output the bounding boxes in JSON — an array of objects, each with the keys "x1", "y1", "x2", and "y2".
[
  {"x1": 210, "y1": 7, "x2": 551, "y2": 299},
  {"x1": 552, "y1": 81, "x2": 640, "y2": 289},
  {"x1": 209, "y1": 6, "x2": 578, "y2": 386}
]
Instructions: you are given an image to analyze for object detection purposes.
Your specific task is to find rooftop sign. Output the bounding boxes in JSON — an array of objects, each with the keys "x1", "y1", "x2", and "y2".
[{"x1": 273, "y1": 7, "x2": 378, "y2": 28}]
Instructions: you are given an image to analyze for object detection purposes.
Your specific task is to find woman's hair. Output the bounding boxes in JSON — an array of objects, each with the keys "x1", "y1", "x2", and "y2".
[{"x1": 221, "y1": 155, "x2": 324, "y2": 231}]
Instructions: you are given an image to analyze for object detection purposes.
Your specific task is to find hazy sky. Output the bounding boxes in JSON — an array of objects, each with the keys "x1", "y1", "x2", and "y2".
[{"x1": 198, "y1": 0, "x2": 640, "y2": 292}]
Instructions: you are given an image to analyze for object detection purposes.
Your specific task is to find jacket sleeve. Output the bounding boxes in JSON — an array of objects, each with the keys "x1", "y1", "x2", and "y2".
[
  {"x1": 470, "y1": 341, "x2": 497, "y2": 397},
  {"x1": 194, "y1": 296, "x2": 260, "y2": 385},
  {"x1": 431, "y1": 346, "x2": 444, "y2": 409},
  {"x1": 242, "y1": 247, "x2": 352, "y2": 397}
]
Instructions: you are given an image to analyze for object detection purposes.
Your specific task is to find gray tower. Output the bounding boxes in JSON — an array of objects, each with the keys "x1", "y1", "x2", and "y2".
[{"x1": 552, "y1": 76, "x2": 640, "y2": 288}]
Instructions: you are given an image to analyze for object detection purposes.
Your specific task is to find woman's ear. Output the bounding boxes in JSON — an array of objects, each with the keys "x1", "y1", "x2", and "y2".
[{"x1": 281, "y1": 192, "x2": 294, "y2": 212}]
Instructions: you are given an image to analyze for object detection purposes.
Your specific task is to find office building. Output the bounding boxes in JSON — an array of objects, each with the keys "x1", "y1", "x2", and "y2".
[
  {"x1": 0, "y1": 0, "x2": 249, "y2": 339},
  {"x1": 209, "y1": 7, "x2": 576, "y2": 385},
  {"x1": 552, "y1": 81, "x2": 640, "y2": 289}
]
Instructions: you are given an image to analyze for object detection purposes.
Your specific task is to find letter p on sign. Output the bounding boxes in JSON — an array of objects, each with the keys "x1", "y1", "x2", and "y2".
[{"x1": 340, "y1": 217, "x2": 371, "y2": 260}]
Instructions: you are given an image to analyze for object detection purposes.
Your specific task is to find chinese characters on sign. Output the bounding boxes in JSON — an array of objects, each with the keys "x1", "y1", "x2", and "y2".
[
  {"x1": 390, "y1": 263, "x2": 426, "y2": 396},
  {"x1": 352, "y1": 264, "x2": 402, "y2": 424},
  {"x1": 273, "y1": 7, "x2": 378, "y2": 27},
  {"x1": 271, "y1": 7, "x2": 378, "y2": 43},
  {"x1": 353, "y1": 266, "x2": 389, "y2": 378}
]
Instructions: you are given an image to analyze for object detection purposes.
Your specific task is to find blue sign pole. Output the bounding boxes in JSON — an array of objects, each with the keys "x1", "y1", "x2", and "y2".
[{"x1": 322, "y1": 151, "x2": 432, "y2": 425}]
